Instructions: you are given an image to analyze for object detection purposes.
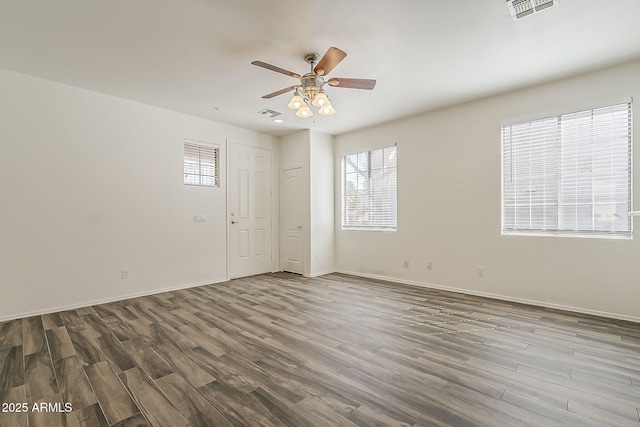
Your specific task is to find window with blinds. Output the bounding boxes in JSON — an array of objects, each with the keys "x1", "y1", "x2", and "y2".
[
  {"x1": 343, "y1": 145, "x2": 397, "y2": 230},
  {"x1": 502, "y1": 102, "x2": 632, "y2": 237},
  {"x1": 184, "y1": 140, "x2": 219, "y2": 187}
]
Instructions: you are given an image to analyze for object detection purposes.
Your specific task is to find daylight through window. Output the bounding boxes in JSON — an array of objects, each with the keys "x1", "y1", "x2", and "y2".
[
  {"x1": 184, "y1": 140, "x2": 219, "y2": 187},
  {"x1": 343, "y1": 145, "x2": 397, "y2": 230},
  {"x1": 502, "y1": 102, "x2": 632, "y2": 237}
]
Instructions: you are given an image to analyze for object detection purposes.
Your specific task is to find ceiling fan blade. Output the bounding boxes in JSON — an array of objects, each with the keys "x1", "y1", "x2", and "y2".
[
  {"x1": 251, "y1": 61, "x2": 301, "y2": 79},
  {"x1": 262, "y1": 86, "x2": 299, "y2": 99},
  {"x1": 314, "y1": 47, "x2": 347, "y2": 76},
  {"x1": 327, "y1": 78, "x2": 376, "y2": 90}
]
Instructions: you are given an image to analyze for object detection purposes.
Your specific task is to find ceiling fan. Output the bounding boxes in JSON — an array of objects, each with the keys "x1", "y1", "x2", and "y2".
[{"x1": 251, "y1": 47, "x2": 376, "y2": 118}]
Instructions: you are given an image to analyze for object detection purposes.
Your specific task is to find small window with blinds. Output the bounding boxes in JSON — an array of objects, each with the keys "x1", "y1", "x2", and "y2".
[
  {"x1": 184, "y1": 139, "x2": 219, "y2": 187},
  {"x1": 502, "y1": 102, "x2": 632, "y2": 237},
  {"x1": 343, "y1": 145, "x2": 397, "y2": 230}
]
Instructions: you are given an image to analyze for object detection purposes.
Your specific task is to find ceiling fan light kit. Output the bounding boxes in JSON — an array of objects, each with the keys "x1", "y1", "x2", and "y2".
[
  {"x1": 311, "y1": 91, "x2": 329, "y2": 107},
  {"x1": 296, "y1": 104, "x2": 313, "y2": 118},
  {"x1": 318, "y1": 104, "x2": 336, "y2": 116},
  {"x1": 287, "y1": 93, "x2": 304, "y2": 109},
  {"x1": 252, "y1": 47, "x2": 376, "y2": 119}
]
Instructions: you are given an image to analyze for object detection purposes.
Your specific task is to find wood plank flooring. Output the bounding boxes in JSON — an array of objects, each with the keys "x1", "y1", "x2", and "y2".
[{"x1": 1, "y1": 272, "x2": 639, "y2": 426}]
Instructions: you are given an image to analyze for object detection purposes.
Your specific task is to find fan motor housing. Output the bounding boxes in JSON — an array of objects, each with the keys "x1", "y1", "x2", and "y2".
[{"x1": 300, "y1": 73, "x2": 322, "y2": 100}]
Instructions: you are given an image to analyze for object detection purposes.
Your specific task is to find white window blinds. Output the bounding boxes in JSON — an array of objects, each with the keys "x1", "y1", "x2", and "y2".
[
  {"x1": 502, "y1": 102, "x2": 632, "y2": 237},
  {"x1": 184, "y1": 140, "x2": 219, "y2": 187},
  {"x1": 343, "y1": 145, "x2": 397, "y2": 230}
]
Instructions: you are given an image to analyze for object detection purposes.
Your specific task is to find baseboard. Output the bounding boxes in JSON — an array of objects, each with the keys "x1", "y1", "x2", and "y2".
[
  {"x1": 5, "y1": 271, "x2": 637, "y2": 324},
  {"x1": 305, "y1": 269, "x2": 337, "y2": 278},
  {"x1": 0, "y1": 277, "x2": 229, "y2": 323},
  {"x1": 335, "y1": 270, "x2": 640, "y2": 324}
]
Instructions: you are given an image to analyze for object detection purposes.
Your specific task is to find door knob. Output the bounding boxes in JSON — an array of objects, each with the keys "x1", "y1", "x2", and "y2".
[
  {"x1": 296, "y1": 225, "x2": 302, "y2": 229},
  {"x1": 231, "y1": 221, "x2": 238, "y2": 224}
]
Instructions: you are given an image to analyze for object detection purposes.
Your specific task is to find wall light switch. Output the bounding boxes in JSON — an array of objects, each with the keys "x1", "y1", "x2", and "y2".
[{"x1": 121, "y1": 269, "x2": 129, "y2": 280}]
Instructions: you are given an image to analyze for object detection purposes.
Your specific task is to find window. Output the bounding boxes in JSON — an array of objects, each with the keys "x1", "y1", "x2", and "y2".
[
  {"x1": 502, "y1": 102, "x2": 632, "y2": 237},
  {"x1": 343, "y1": 145, "x2": 397, "y2": 230},
  {"x1": 184, "y1": 139, "x2": 219, "y2": 187}
]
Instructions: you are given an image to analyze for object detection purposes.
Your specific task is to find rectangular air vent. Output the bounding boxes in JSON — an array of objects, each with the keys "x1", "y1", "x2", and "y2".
[
  {"x1": 507, "y1": 0, "x2": 558, "y2": 20},
  {"x1": 258, "y1": 108, "x2": 282, "y2": 118}
]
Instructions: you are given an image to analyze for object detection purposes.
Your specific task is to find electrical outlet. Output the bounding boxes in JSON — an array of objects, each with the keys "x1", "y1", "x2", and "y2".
[
  {"x1": 404, "y1": 261, "x2": 409, "y2": 268},
  {"x1": 427, "y1": 261, "x2": 433, "y2": 270},
  {"x1": 121, "y1": 269, "x2": 129, "y2": 280},
  {"x1": 477, "y1": 266, "x2": 484, "y2": 276}
]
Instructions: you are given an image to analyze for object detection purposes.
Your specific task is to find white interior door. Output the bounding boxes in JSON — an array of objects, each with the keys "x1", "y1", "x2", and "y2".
[
  {"x1": 228, "y1": 142, "x2": 272, "y2": 279},
  {"x1": 281, "y1": 167, "x2": 304, "y2": 274}
]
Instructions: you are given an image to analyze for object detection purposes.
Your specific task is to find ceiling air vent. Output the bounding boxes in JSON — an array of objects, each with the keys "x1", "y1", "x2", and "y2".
[
  {"x1": 507, "y1": 0, "x2": 558, "y2": 20},
  {"x1": 258, "y1": 108, "x2": 282, "y2": 118}
]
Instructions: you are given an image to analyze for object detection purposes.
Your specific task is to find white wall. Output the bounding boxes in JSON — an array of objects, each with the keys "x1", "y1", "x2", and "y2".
[
  {"x1": 280, "y1": 130, "x2": 311, "y2": 275},
  {"x1": 279, "y1": 129, "x2": 335, "y2": 277},
  {"x1": 309, "y1": 131, "x2": 335, "y2": 276},
  {"x1": 0, "y1": 68, "x2": 277, "y2": 321},
  {"x1": 334, "y1": 59, "x2": 640, "y2": 321}
]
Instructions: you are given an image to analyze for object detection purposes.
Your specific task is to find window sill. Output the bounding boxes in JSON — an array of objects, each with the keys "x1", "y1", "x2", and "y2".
[
  {"x1": 502, "y1": 231, "x2": 632, "y2": 240},
  {"x1": 341, "y1": 227, "x2": 397, "y2": 232}
]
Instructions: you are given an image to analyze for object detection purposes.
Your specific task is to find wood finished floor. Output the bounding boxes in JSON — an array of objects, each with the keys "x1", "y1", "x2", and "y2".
[{"x1": 1, "y1": 272, "x2": 639, "y2": 427}]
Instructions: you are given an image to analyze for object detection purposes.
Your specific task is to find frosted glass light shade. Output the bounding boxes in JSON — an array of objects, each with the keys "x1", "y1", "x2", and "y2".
[
  {"x1": 296, "y1": 105, "x2": 313, "y2": 118},
  {"x1": 318, "y1": 103, "x2": 335, "y2": 115},
  {"x1": 288, "y1": 93, "x2": 304, "y2": 109},
  {"x1": 311, "y1": 91, "x2": 329, "y2": 107}
]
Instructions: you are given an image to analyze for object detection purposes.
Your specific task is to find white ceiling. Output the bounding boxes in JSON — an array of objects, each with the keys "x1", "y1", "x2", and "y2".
[{"x1": 1, "y1": 0, "x2": 639, "y2": 136}]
